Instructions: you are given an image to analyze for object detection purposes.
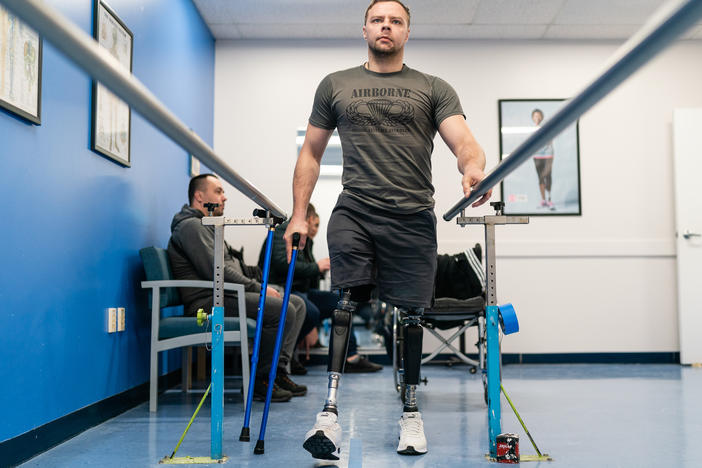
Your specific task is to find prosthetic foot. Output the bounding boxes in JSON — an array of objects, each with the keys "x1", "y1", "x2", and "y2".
[
  {"x1": 303, "y1": 411, "x2": 342, "y2": 460},
  {"x1": 398, "y1": 411, "x2": 427, "y2": 455}
]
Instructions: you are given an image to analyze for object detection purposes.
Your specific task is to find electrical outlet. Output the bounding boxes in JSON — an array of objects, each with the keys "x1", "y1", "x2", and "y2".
[
  {"x1": 117, "y1": 307, "x2": 126, "y2": 332},
  {"x1": 108, "y1": 308, "x2": 117, "y2": 333}
]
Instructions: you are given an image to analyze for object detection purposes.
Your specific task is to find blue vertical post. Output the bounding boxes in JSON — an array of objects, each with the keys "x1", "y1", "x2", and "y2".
[
  {"x1": 211, "y1": 221, "x2": 225, "y2": 460},
  {"x1": 211, "y1": 305, "x2": 224, "y2": 459},
  {"x1": 486, "y1": 305, "x2": 501, "y2": 457}
]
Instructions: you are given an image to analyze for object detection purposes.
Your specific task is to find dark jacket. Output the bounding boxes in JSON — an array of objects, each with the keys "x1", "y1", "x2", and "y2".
[
  {"x1": 258, "y1": 220, "x2": 323, "y2": 293},
  {"x1": 435, "y1": 252, "x2": 483, "y2": 300},
  {"x1": 168, "y1": 204, "x2": 262, "y2": 309}
]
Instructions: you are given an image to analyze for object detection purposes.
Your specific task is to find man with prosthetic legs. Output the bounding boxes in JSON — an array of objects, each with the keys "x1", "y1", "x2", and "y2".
[{"x1": 286, "y1": 0, "x2": 492, "y2": 459}]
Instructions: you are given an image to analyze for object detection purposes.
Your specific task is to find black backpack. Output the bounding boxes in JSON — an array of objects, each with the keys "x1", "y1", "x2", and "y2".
[{"x1": 435, "y1": 251, "x2": 483, "y2": 300}]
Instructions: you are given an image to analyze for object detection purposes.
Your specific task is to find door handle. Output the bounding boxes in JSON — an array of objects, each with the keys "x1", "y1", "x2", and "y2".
[{"x1": 682, "y1": 230, "x2": 701, "y2": 239}]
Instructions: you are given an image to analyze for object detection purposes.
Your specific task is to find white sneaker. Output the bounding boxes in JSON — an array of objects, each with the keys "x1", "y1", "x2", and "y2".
[
  {"x1": 303, "y1": 411, "x2": 342, "y2": 460},
  {"x1": 397, "y1": 411, "x2": 427, "y2": 455}
]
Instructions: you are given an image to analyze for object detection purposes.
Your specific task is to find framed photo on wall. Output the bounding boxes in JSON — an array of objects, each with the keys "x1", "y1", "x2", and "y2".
[
  {"x1": 0, "y1": 5, "x2": 42, "y2": 124},
  {"x1": 189, "y1": 155, "x2": 201, "y2": 177},
  {"x1": 498, "y1": 99, "x2": 582, "y2": 216},
  {"x1": 91, "y1": 0, "x2": 133, "y2": 167}
]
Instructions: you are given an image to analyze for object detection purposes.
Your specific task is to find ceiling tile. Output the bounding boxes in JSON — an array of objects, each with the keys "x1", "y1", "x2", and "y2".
[
  {"x1": 412, "y1": 23, "x2": 547, "y2": 40},
  {"x1": 473, "y1": 0, "x2": 565, "y2": 25},
  {"x1": 192, "y1": 0, "x2": 237, "y2": 24},
  {"x1": 215, "y1": 0, "x2": 370, "y2": 24},
  {"x1": 233, "y1": 23, "x2": 364, "y2": 40},
  {"x1": 208, "y1": 23, "x2": 242, "y2": 40},
  {"x1": 408, "y1": 0, "x2": 481, "y2": 24},
  {"x1": 554, "y1": 0, "x2": 667, "y2": 25},
  {"x1": 544, "y1": 24, "x2": 640, "y2": 39}
]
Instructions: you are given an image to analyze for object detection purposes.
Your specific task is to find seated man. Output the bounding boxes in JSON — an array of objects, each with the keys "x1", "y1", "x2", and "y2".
[
  {"x1": 261, "y1": 203, "x2": 382, "y2": 374},
  {"x1": 168, "y1": 173, "x2": 307, "y2": 402}
]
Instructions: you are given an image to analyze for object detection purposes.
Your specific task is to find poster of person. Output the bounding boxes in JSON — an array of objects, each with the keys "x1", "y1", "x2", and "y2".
[
  {"x1": 91, "y1": 1, "x2": 132, "y2": 166},
  {"x1": 0, "y1": 5, "x2": 42, "y2": 124},
  {"x1": 498, "y1": 99, "x2": 582, "y2": 216}
]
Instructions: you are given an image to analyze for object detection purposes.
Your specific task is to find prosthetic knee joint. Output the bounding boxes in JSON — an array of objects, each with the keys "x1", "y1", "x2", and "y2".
[{"x1": 400, "y1": 307, "x2": 424, "y2": 411}]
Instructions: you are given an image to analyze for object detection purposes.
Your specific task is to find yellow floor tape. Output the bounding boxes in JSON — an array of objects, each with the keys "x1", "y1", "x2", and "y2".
[
  {"x1": 485, "y1": 454, "x2": 554, "y2": 462},
  {"x1": 521, "y1": 454, "x2": 554, "y2": 462},
  {"x1": 159, "y1": 455, "x2": 228, "y2": 464}
]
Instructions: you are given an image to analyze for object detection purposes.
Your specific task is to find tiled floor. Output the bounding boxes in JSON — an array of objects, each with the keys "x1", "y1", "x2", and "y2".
[{"x1": 20, "y1": 363, "x2": 702, "y2": 467}]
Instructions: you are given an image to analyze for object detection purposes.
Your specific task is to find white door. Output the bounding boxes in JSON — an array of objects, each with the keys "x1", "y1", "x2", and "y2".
[{"x1": 673, "y1": 109, "x2": 702, "y2": 365}]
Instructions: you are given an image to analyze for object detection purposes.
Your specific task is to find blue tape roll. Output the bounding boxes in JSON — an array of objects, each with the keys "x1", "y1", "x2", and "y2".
[{"x1": 498, "y1": 303, "x2": 519, "y2": 335}]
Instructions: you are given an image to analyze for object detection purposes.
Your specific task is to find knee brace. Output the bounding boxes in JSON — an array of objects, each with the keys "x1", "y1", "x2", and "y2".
[{"x1": 400, "y1": 307, "x2": 424, "y2": 386}]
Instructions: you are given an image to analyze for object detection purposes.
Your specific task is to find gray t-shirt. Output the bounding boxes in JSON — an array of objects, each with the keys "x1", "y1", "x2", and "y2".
[{"x1": 309, "y1": 64, "x2": 464, "y2": 213}]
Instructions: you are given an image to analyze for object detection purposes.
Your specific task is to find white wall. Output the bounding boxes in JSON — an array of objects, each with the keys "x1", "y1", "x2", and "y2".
[{"x1": 213, "y1": 38, "x2": 702, "y2": 354}]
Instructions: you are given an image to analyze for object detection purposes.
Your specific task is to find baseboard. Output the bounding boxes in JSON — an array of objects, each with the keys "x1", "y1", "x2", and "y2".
[
  {"x1": 301, "y1": 351, "x2": 680, "y2": 368},
  {"x1": 500, "y1": 352, "x2": 680, "y2": 365},
  {"x1": 0, "y1": 371, "x2": 181, "y2": 467}
]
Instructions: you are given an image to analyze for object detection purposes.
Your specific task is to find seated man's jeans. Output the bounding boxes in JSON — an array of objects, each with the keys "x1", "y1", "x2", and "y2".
[
  {"x1": 295, "y1": 289, "x2": 358, "y2": 357},
  {"x1": 188, "y1": 288, "x2": 305, "y2": 375}
]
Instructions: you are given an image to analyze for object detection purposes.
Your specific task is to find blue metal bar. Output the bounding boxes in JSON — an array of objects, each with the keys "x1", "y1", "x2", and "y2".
[
  {"x1": 0, "y1": 0, "x2": 286, "y2": 219},
  {"x1": 486, "y1": 305, "x2": 501, "y2": 457},
  {"x1": 444, "y1": 0, "x2": 702, "y2": 221},
  {"x1": 255, "y1": 238, "x2": 300, "y2": 454},
  {"x1": 240, "y1": 227, "x2": 275, "y2": 441},
  {"x1": 210, "y1": 306, "x2": 224, "y2": 460}
]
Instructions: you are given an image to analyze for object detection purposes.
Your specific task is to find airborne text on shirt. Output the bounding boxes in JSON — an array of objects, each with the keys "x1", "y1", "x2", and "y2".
[{"x1": 351, "y1": 88, "x2": 411, "y2": 98}]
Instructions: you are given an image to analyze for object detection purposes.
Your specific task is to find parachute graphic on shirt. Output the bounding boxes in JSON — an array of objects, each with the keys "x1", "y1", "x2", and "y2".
[
  {"x1": 346, "y1": 98, "x2": 414, "y2": 127},
  {"x1": 368, "y1": 99, "x2": 392, "y2": 120}
]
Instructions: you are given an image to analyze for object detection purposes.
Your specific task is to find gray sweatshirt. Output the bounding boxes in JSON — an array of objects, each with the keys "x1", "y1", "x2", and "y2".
[{"x1": 167, "y1": 204, "x2": 261, "y2": 309}]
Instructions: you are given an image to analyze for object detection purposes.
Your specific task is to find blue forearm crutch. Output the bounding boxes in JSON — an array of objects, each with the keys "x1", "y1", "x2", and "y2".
[
  {"x1": 254, "y1": 233, "x2": 300, "y2": 454},
  {"x1": 239, "y1": 226, "x2": 275, "y2": 442}
]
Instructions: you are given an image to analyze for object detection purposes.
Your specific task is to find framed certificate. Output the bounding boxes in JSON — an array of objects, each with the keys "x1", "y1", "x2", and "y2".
[
  {"x1": 0, "y1": 5, "x2": 42, "y2": 125},
  {"x1": 91, "y1": 0, "x2": 133, "y2": 166}
]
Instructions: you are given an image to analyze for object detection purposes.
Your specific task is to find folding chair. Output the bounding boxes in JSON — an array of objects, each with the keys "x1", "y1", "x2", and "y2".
[{"x1": 390, "y1": 296, "x2": 486, "y2": 402}]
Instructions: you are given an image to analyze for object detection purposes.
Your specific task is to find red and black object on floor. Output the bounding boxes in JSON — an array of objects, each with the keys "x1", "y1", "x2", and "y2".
[{"x1": 496, "y1": 433, "x2": 519, "y2": 464}]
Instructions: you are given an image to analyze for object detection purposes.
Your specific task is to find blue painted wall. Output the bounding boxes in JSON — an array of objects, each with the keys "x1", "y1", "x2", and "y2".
[{"x1": 0, "y1": 0, "x2": 213, "y2": 442}]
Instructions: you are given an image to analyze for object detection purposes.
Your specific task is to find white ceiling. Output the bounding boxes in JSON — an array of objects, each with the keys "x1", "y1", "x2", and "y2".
[{"x1": 192, "y1": 0, "x2": 702, "y2": 41}]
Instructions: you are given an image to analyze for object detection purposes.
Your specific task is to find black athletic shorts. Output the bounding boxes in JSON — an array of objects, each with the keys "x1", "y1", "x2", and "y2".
[{"x1": 327, "y1": 192, "x2": 437, "y2": 308}]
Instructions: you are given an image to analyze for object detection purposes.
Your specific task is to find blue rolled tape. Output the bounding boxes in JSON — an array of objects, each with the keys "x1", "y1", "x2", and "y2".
[{"x1": 498, "y1": 303, "x2": 519, "y2": 335}]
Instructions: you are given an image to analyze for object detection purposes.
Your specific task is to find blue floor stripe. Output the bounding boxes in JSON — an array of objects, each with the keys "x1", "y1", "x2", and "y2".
[{"x1": 348, "y1": 437, "x2": 362, "y2": 468}]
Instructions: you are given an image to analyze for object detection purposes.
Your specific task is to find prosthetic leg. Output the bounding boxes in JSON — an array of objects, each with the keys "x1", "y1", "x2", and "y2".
[
  {"x1": 397, "y1": 306, "x2": 428, "y2": 455},
  {"x1": 399, "y1": 307, "x2": 424, "y2": 412},
  {"x1": 323, "y1": 291, "x2": 354, "y2": 413},
  {"x1": 303, "y1": 286, "x2": 371, "y2": 460}
]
